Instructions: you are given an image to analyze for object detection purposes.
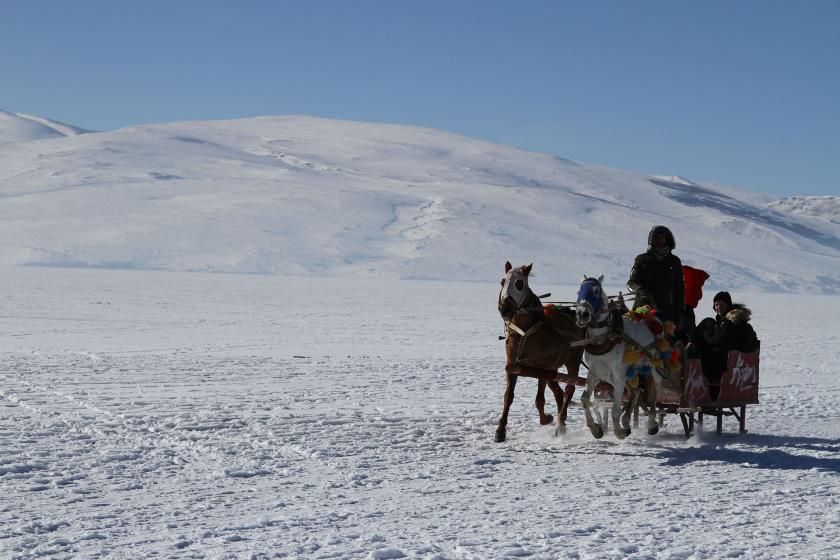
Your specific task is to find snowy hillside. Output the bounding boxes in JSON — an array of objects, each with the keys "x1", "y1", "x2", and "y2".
[
  {"x1": 769, "y1": 196, "x2": 840, "y2": 224},
  {"x1": 0, "y1": 110, "x2": 87, "y2": 144},
  {"x1": 0, "y1": 113, "x2": 838, "y2": 293}
]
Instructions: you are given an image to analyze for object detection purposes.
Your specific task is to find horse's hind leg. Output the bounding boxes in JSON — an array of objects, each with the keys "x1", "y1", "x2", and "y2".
[
  {"x1": 646, "y1": 377, "x2": 661, "y2": 435},
  {"x1": 561, "y1": 384, "x2": 575, "y2": 423},
  {"x1": 621, "y1": 389, "x2": 638, "y2": 432},
  {"x1": 560, "y1": 355, "x2": 581, "y2": 424},
  {"x1": 535, "y1": 379, "x2": 554, "y2": 426},
  {"x1": 546, "y1": 380, "x2": 566, "y2": 435},
  {"x1": 496, "y1": 371, "x2": 519, "y2": 443}
]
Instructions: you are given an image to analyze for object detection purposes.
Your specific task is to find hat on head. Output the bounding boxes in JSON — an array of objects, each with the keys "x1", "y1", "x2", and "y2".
[
  {"x1": 647, "y1": 225, "x2": 676, "y2": 250},
  {"x1": 713, "y1": 291, "x2": 732, "y2": 309}
]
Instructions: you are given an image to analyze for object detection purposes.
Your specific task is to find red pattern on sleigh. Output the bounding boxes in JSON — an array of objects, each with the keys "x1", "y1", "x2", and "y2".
[{"x1": 684, "y1": 350, "x2": 759, "y2": 406}]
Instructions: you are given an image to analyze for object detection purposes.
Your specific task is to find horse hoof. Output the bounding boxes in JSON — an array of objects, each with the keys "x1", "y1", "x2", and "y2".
[
  {"x1": 648, "y1": 425, "x2": 660, "y2": 436},
  {"x1": 591, "y1": 425, "x2": 604, "y2": 439},
  {"x1": 539, "y1": 414, "x2": 554, "y2": 426},
  {"x1": 554, "y1": 424, "x2": 566, "y2": 436},
  {"x1": 495, "y1": 429, "x2": 507, "y2": 443},
  {"x1": 616, "y1": 428, "x2": 630, "y2": 440}
]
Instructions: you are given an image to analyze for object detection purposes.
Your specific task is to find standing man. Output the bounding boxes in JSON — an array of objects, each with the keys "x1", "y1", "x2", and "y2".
[{"x1": 627, "y1": 225, "x2": 685, "y2": 326}]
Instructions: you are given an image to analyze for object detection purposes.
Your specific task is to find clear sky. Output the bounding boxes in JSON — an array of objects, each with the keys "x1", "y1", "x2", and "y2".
[{"x1": 2, "y1": 0, "x2": 838, "y2": 197}]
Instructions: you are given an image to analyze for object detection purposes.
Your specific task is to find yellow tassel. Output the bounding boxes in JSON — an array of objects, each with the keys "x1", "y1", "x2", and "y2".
[
  {"x1": 623, "y1": 348, "x2": 642, "y2": 365},
  {"x1": 657, "y1": 338, "x2": 670, "y2": 352}
]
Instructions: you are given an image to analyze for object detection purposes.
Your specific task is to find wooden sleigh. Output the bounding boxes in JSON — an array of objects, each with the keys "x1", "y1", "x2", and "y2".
[
  {"x1": 672, "y1": 345, "x2": 760, "y2": 435},
  {"x1": 510, "y1": 343, "x2": 760, "y2": 437}
]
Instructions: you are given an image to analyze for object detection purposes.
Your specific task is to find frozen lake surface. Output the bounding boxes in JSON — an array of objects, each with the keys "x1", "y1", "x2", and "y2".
[{"x1": 1, "y1": 267, "x2": 838, "y2": 559}]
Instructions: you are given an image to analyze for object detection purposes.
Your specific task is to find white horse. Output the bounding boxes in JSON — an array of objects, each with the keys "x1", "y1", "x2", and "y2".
[{"x1": 575, "y1": 275, "x2": 664, "y2": 439}]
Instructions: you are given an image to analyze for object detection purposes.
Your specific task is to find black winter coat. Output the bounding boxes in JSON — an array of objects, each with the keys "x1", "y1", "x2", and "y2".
[
  {"x1": 701, "y1": 305, "x2": 758, "y2": 353},
  {"x1": 627, "y1": 250, "x2": 685, "y2": 321}
]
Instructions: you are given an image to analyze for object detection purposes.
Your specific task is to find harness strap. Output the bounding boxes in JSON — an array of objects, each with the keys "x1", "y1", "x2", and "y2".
[
  {"x1": 585, "y1": 336, "x2": 622, "y2": 356},
  {"x1": 514, "y1": 320, "x2": 544, "y2": 364},
  {"x1": 505, "y1": 290, "x2": 582, "y2": 366},
  {"x1": 568, "y1": 334, "x2": 618, "y2": 348},
  {"x1": 507, "y1": 318, "x2": 580, "y2": 366}
]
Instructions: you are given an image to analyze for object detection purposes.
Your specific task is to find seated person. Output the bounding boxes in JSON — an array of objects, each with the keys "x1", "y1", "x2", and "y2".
[{"x1": 689, "y1": 291, "x2": 758, "y2": 397}]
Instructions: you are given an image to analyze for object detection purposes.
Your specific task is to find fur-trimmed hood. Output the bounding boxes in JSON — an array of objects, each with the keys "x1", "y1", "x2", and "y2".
[{"x1": 726, "y1": 305, "x2": 752, "y2": 324}]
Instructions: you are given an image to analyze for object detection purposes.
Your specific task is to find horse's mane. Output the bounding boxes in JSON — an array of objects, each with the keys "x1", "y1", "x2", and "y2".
[{"x1": 547, "y1": 308, "x2": 583, "y2": 337}]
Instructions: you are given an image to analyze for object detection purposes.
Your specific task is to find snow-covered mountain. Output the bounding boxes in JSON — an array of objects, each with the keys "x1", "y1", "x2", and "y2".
[
  {"x1": 769, "y1": 196, "x2": 840, "y2": 225},
  {"x1": 0, "y1": 109, "x2": 88, "y2": 144},
  {"x1": 0, "y1": 113, "x2": 838, "y2": 293}
]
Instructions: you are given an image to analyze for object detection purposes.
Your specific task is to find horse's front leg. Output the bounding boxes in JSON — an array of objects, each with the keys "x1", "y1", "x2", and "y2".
[
  {"x1": 535, "y1": 379, "x2": 554, "y2": 426},
  {"x1": 612, "y1": 383, "x2": 630, "y2": 439},
  {"x1": 496, "y1": 371, "x2": 519, "y2": 442},
  {"x1": 546, "y1": 380, "x2": 566, "y2": 435},
  {"x1": 621, "y1": 387, "x2": 639, "y2": 432},
  {"x1": 581, "y1": 382, "x2": 603, "y2": 439}
]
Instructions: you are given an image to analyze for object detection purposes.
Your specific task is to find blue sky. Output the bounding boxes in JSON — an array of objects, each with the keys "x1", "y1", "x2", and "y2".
[{"x1": 2, "y1": 0, "x2": 838, "y2": 197}]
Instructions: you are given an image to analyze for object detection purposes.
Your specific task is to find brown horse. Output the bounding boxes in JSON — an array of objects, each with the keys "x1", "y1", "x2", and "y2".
[{"x1": 496, "y1": 261, "x2": 585, "y2": 442}]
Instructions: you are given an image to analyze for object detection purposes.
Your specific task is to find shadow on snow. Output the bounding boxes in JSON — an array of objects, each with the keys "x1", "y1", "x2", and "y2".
[{"x1": 655, "y1": 433, "x2": 840, "y2": 473}]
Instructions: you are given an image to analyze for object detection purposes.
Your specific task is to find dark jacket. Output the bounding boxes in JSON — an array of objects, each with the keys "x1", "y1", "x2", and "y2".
[
  {"x1": 702, "y1": 305, "x2": 758, "y2": 353},
  {"x1": 627, "y1": 250, "x2": 685, "y2": 321}
]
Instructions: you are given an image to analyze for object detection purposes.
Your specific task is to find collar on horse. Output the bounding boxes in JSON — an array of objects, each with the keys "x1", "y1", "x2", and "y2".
[
  {"x1": 505, "y1": 291, "x2": 580, "y2": 366},
  {"x1": 582, "y1": 309, "x2": 624, "y2": 355},
  {"x1": 506, "y1": 293, "x2": 546, "y2": 362}
]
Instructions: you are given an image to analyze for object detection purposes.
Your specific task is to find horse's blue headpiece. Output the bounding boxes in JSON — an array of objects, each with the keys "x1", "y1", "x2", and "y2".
[{"x1": 577, "y1": 277, "x2": 606, "y2": 314}]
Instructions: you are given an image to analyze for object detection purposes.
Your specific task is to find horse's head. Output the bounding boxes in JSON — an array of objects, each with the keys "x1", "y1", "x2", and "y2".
[
  {"x1": 576, "y1": 274, "x2": 607, "y2": 327},
  {"x1": 498, "y1": 261, "x2": 533, "y2": 322}
]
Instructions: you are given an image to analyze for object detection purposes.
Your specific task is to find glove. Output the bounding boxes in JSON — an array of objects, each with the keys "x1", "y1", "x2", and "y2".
[{"x1": 631, "y1": 288, "x2": 646, "y2": 307}]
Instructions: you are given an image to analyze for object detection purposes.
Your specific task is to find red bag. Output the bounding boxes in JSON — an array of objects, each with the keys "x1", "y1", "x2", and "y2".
[{"x1": 683, "y1": 265, "x2": 710, "y2": 309}]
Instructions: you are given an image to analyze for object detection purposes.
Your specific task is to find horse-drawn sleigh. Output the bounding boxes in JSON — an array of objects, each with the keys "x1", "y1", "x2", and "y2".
[{"x1": 497, "y1": 262, "x2": 760, "y2": 442}]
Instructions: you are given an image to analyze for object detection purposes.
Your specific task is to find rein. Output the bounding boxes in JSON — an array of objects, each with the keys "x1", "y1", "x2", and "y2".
[
  {"x1": 546, "y1": 292, "x2": 637, "y2": 307},
  {"x1": 581, "y1": 333, "x2": 621, "y2": 356}
]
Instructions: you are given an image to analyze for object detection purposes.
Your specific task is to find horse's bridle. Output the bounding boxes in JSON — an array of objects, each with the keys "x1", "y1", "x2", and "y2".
[{"x1": 576, "y1": 278, "x2": 611, "y2": 329}]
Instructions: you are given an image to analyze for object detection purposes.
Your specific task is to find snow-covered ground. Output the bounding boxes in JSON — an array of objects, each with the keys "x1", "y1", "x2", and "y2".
[{"x1": 1, "y1": 267, "x2": 838, "y2": 559}]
